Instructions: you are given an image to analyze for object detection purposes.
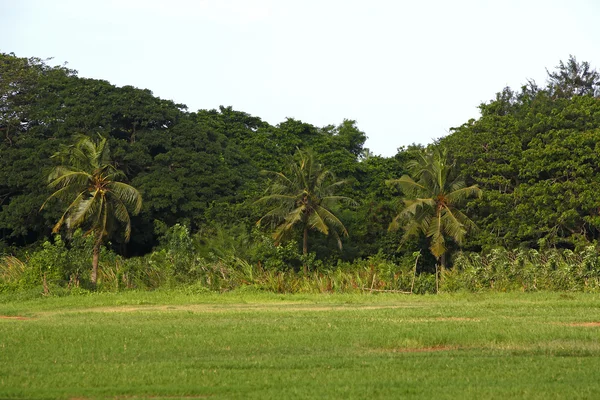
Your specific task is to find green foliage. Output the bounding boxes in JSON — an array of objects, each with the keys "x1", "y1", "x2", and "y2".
[
  {"x1": 0, "y1": 256, "x2": 26, "y2": 288},
  {"x1": 444, "y1": 246, "x2": 600, "y2": 292},
  {"x1": 0, "y1": 53, "x2": 182, "y2": 248},
  {"x1": 387, "y1": 147, "x2": 482, "y2": 260},
  {"x1": 41, "y1": 135, "x2": 142, "y2": 286},
  {"x1": 43, "y1": 135, "x2": 142, "y2": 242},
  {"x1": 441, "y1": 58, "x2": 600, "y2": 250},
  {"x1": 546, "y1": 55, "x2": 600, "y2": 98},
  {"x1": 257, "y1": 148, "x2": 355, "y2": 256},
  {"x1": 0, "y1": 231, "x2": 94, "y2": 291},
  {"x1": 8, "y1": 51, "x2": 600, "y2": 294}
]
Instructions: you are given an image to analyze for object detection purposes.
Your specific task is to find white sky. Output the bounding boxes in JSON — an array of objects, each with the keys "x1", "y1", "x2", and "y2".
[{"x1": 2, "y1": 0, "x2": 600, "y2": 156}]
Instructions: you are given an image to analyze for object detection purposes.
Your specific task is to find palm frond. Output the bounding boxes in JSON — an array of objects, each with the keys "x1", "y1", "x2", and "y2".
[
  {"x1": 400, "y1": 219, "x2": 425, "y2": 242},
  {"x1": 43, "y1": 134, "x2": 142, "y2": 248},
  {"x1": 67, "y1": 191, "x2": 103, "y2": 230},
  {"x1": 386, "y1": 175, "x2": 427, "y2": 195},
  {"x1": 47, "y1": 170, "x2": 91, "y2": 190},
  {"x1": 321, "y1": 179, "x2": 348, "y2": 195},
  {"x1": 307, "y1": 211, "x2": 329, "y2": 235},
  {"x1": 272, "y1": 206, "x2": 304, "y2": 244},
  {"x1": 109, "y1": 195, "x2": 133, "y2": 241},
  {"x1": 446, "y1": 184, "x2": 482, "y2": 204},
  {"x1": 427, "y1": 215, "x2": 446, "y2": 259},
  {"x1": 321, "y1": 195, "x2": 357, "y2": 208},
  {"x1": 314, "y1": 205, "x2": 348, "y2": 236},
  {"x1": 255, "y1": 194, "x2": 297, "y2": 205},
  {"x1": 51, "y1": 190, "x2": 88, "y2": 233},
  {"x1": 260, "y1": 170, "x2": 294, "y2": 187},
  {"x1": 388, "y1": 146, "x2": 479, "y2": 260},
  {"x1": 107, "y1": 181, "x2": 142, "y2": 214},
  {"x1": 40, "y1": 185, "x2": 82, "y2": 211},
  {"x1": 439, "y1": 207, "x2": 467, "y2": 244},
  {"x1": 315, "y1": 168, "x2": 335, "y2": 189},
  {"x1": 398, "y1": 198, "x2": 435, "y2": 218},
  {"x1": 256, "y1": 148, "x2": 353, "y2": 252}
]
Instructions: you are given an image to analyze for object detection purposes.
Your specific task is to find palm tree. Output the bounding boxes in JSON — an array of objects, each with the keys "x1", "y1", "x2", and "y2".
[
  {"x1": 41, "y1": 135, "x2": 142, "y2": 286},
  {"x1": 256, "y1": 149, "x2": 353, "y2": 262},
  {"x1": 387, "y1": 147, "x2": 481, "y2": 291}
]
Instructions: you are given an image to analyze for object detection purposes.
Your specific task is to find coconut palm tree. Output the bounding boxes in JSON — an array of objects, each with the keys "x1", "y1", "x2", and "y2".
[
  {"x1": 387, "y1": 147, "x2": 481, "y2": 291},
  {"x1": 256, "y1": 149, "x2": 353, "y2": 262},
  {"x1": 41, "y1": 135, "x2": 142, "y2": 286}
]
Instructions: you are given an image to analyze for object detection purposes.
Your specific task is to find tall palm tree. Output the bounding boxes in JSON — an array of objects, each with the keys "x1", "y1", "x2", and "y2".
[
  {"x1": 387, "y1": 147, "x2": 481, "y2": 290},
  {"x1": 256, "y1": 149, "x2": 353, "y2": 261},
  {"x1": 41, "y1": 135, "x2": 142, "y2": 286}
]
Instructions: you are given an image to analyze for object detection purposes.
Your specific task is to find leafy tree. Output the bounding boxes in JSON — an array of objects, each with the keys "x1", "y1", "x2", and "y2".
[
  {"x1": 341, "y1": 148, "x2": 415, "y2": 261},
  {"x1": 256, "y1": 149, "x2": 353, "y2": 263},
  {"x1": 0, "y1": 53, "x2": 77, "y2": 245},
  {"x1": 0, "y1": 53, "x2": 184, "y2": 249},
  {"x1": 547, "y1": 55, "x2": 600, "y2": 98},
  {"x1": 442, "y1": 58, "x2": 600, "y2": 250},
  {"x1": 41, "y1": 135, "x2": 142, "y2": 286},
  {"x1": 387, "y1": 147, "x2": 481, "y2": 289}
]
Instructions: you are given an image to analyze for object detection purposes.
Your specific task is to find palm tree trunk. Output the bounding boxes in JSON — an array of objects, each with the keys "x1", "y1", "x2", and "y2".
[
  {"x1": 435, "y1": 258, "x2": 440, "y2": 294},
  {"x1": 410, "y1": 252, "x2": 420, "y2": 294},
  {"x1": 303, "y1": 226, "x2": 308, "y2": 256},
  {"x1": 303, "y1": 226, "x2": 309, "y2": 274},
  {"x1": 91, "y1": 240, "x2": 101, "y2": 288}
]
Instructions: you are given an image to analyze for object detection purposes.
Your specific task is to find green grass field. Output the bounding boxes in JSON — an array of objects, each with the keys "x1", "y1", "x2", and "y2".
[{"x1": 1, "y1": 291, "x2": 600, "y2": 399}]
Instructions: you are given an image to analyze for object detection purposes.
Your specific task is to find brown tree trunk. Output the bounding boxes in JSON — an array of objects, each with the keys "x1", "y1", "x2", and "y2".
[
  {"x1": 303, "y1": 226, "x2": 308, "y2": 256},
  {"x1": 438, "y1": 254, "x2": 448, "y2": 294},
  {"x1": 91, "y1": 240, "x2": 101, "y2": 288},
  {"x1": 435, "y1": 257, "x2": 440, "y2": 294},
  {"x1": 410, "y1": 252, "x2": 420, "y2": 294},
  {"x1": 302, "y1": 226, "x2": 309, "y2": 274}
]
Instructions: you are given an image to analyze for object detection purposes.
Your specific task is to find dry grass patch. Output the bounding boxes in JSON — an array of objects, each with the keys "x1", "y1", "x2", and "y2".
[
  {"x1": 0, "y1": 315, "x2": 31, "y2": 320},
  {"x1": 42, "y1": 303, "x2": 424, "y2": 316},
  {"x1": 563, "y1": 322, "x2": 600, "y2": 327},
  {"x1": 435, "y1": 317, "x2": 480, "y2": 322},
  {"x1": 371, "y1": 345, "x2": 458, "y2": 353}
]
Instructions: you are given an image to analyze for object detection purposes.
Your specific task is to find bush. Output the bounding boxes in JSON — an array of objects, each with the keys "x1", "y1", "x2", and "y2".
[{"x1": 445, "y1": 246, "x2": 600, "y2": 292}]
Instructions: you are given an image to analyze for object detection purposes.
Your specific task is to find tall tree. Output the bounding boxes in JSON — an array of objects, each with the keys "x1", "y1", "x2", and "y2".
[
  {"x1": 256, "y1": 149, "x2": 353, "y2": 262},
  {"x1": 387, "y1": 147, "x2": 481, "y2": 290},
  {"x1": 41, "y1": 135, "x2": 142, "y2": 286},
  {"x1": 441, "y1": 57, "x2": 600, "y2": 250},
  {"x1": 547, "y1": 55, "x2": 600, "y2": 98}
]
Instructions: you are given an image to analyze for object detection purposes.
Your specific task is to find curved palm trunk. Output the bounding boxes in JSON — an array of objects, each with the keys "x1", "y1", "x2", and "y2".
[
  {"x1": 91, "y1": 240, "x2": 101, "y2": 288},
  {"x1": 435, "y1": 254, "x2": 447, "y2": 294},
  {"x1": 303, "y1": 226, "x2": 308, "y2": 256},
  {"x1": 303, "y1": 225, "x2": 309, "y2": 274},
  {"x1": 435, "y1": 257, "x2": 440, "y2": 294}
]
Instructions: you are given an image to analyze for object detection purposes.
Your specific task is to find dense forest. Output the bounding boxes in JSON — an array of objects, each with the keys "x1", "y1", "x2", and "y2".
[{"x1": 3, "y1": 52, "x2": 600, "y2": 294}]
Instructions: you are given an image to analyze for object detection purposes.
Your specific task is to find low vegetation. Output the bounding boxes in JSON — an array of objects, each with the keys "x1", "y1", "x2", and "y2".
[{"x1": 3, "y1": 226, "x2": 600, "y2": 297}]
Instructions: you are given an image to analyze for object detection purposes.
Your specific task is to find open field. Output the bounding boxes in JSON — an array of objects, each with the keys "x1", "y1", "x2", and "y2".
[{"x1": 1, "y1": 291, "x2": 600, "y2": 399}]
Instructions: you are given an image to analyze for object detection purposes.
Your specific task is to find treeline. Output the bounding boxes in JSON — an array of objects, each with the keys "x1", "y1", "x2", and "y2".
[
  {"x1": 0, "y1": 52, "x2": 407, "y2": 263},
  {"x1": 441, "y1": 57, "x2": 600, "y2": 251},
  {"x1": 2, "y1": 52, "x2": 600, "y2": 293}
]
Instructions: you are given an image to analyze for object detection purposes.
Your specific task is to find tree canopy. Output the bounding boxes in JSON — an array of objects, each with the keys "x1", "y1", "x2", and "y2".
[
  {"x1": 256, "y1": 148, "x2": 354, "y2": 259},
  {"x1": 3, "y1": 51, "x2": 600, "y2": 270},
  {"x1": 41, "y1": 135, "x2": 142, "y2": 284},
  {"x1": 387, "y1": 147, "x2": 482, "y2": 262}
]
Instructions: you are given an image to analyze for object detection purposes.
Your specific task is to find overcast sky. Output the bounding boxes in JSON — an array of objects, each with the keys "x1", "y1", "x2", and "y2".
[{"x1": 2, "y1": 0, "x2": 600, "y2": 156}]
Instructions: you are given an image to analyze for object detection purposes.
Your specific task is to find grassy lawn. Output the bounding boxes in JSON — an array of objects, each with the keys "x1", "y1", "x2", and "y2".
[{"x1": 1, "y1": 290, "x2": 600, "y2": 399}]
